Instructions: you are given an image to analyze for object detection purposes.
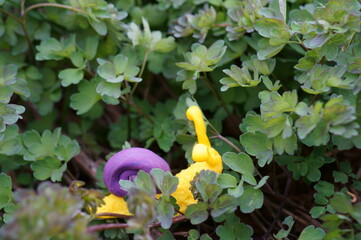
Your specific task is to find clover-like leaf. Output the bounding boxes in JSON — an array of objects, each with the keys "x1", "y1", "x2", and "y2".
[
  {"x1": 36, "y1": 35, "x2": 76, "y2": 61},
  {"x1": 59, "y1": 68, "x2": 84, "y2": 87},
  {"x1": 127, "y1": 18, "x2": 176, "y2": 53},
  {"x1": 176, "y1": 40, "x2": 226, "y2": 73},
  {"x1": 30, "y1": 156, "x2": 63, "y2": 181},
  {"x1": 150, "y1": 168, "x2": 179, "y2": 195},
  {"x1": 240, "y1": 132, "x2": 273, "y2": 167},
  {"x1": 274, "y1": 216, "x2": 295, "y2": 240},
  {"x1": 220, "y1": 65, "x2": 261, "y2": 91},
  {"x1": 298, "y1": 225, "x2": 325, "y2": 240},
  {"x1": 156, "y1": 197, "x2": 174, "y2": 229},
  {"x1": 0, "y1": 173, "x2": 12, "y2": 209},
  {"x1": 222, "y1": 152, "x2": 256, "y2": 185},
  {"x1": 185, "y1": 202, "x2": 209, "y2": 224},
  {"x1": 70, "y1": 78, "x2": 102, "y2": 115},
  {"x1": 238, "y1": 187, "x2": 264, "y2": 213},
  {"x1": 0, "y1": 103, "x2": 25, "y2": 134},
  {"x1": 216, "y1": 214, "x2": 253, "y2": 240},
  {"x1": 242, "y1": 55, "x2": 276, "y2": 76},
  {"x1": 296, "y1": 96, "x2": 359, "y2": 146}
]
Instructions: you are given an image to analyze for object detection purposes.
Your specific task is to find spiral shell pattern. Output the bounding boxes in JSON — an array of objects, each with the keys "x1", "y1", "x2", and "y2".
[{"x1": 103, "y1": 147, "x2": 170, "y2": 197}]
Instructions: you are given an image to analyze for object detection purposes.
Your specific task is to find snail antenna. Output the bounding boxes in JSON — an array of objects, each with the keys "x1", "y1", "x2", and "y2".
[{"x1": 186, "y1": 106, "x2": 211, "y2": 147}]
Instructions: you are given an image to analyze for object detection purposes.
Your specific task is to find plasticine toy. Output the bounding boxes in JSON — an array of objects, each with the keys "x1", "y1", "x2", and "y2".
[{"x1": 96, "y1": 105, "x2": 223, "y2": 216}]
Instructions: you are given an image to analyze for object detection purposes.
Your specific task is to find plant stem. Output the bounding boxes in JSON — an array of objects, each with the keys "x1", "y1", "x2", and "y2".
[
  {"x1": 130, "y1": 50, "x2": 150, "y2": 98},
  {"x1": 23, "y1": 3, "x2": 87, "y2": 17},
  {"x1": 211, "y1": 134, "x2": 241, "y2": 153},
  {"x1": 0, "y1": 8, "x2": 21, "y2": 23},
  {"x1": 87, "y1": 215, "x2": 186, "y2": 232},
  {"x1": 294, "y1": 34, "x2": 309, "y2": 51}
]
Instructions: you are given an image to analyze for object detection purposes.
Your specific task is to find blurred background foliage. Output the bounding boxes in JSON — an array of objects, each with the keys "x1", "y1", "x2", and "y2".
[{"x1": 0, "y1": 0, "x2": 360, "y2": 239}]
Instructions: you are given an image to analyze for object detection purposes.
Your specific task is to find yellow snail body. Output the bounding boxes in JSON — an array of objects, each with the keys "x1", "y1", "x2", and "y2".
[{"x1": 96, "y1": 106, "x2": 222, "y2": 216}]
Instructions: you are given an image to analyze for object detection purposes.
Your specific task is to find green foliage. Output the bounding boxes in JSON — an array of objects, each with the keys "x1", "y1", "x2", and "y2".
[
  {"x1": 274, "y1": 216, "x2": 295, "y2": 239},
  {"x1": 127, "y1": 18, "x2": 176, "y2": 53},
  {"x1": 296, "y1": 96, "x2": 359, "y2": 146},
  {"x1": 0, "y1": 182, "x2": 95, "y2": 240},
  {"x1": 298, "y1": 225, "x2": 326, "y2": 240},
  {"x1": 220, "y1": 65, "x2": 261, "y2": 91},
  {"x1": 216, "y1": 213, "x2": 253, "y2": 240},
  {"x1": 120, "y1": 169, "x2": 179, "y2": 231},
  {"x1": 22, "y1": 128, "x2": 80, "y2": 181},
  {"x1": 176, "y1": 40, "x2": 226, "y2": 93},
  {"x1": 186, "y1": 170, "x2": 237, "y2": 224},
  {"x1": 0, "y1": 173, "x2": 12, "y2": 210},
  {"x1": 0, "y1": 0, "x2": 361, "y2": 238},
  {"x1": 70, "y1": 78, "x2": 102, "y2": 114}
]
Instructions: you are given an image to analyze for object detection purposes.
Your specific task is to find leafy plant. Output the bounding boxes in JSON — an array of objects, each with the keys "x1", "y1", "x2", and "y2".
[{"x1": 0, "y1": 0, "x2": 361, "y2": 239}]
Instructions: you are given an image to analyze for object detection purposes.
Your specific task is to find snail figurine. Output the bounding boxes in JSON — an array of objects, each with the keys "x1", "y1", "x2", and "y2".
[{"x1": 96, "y1": 106, "x2": 223, "y2": 216}]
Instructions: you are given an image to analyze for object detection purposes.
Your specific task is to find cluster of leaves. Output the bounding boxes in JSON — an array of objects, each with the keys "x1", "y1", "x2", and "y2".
[
  {"x1": 0, "y1": 182, "x2": 96, "y2": 240},
  {"x1": 0, "y1": 0, "x2": 361, "y2": 239},
  {"x1": 119, "y1": 168, "x2": 179, "y2": 238}
]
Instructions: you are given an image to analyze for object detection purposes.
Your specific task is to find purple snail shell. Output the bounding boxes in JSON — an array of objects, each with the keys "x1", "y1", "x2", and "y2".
[{"x1": 103, "y1": 147, "x2": 170, "y2": 197}]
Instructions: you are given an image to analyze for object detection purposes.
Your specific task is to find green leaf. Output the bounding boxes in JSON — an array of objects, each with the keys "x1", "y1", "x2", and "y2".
[
  {"x1": 228, "y1": 180, "x2": 244, "y2": 198},
  {"x1": 220, "y1": 65, "x2": 261, "y2": 91},
  {"x1": 36, "y1": 36, "x2": 76, "y2": 61},
  {"x1": 156, "y1": 197, "x2": 174, "y2": 229},
  {"x1": 210, "y1": 194, "x2": 237, "y2": 218},
  {"x1": 332, "y1": 171, "x2": 348, "y2": 184},
  {"x1": 254, "y1": 176, "x2": 270, "y2": 189},
  {"x1": 0, "y1": 103, "x2": 25, "y2": 133},
  {"x1": 217, "y1": 173, "x2": 237, "y2": 188},
  {"x1": 310, "y1": 206, "x2": 326, "y2": 218},
  {"x1": 0, "y1": 65, "x2": 17, "y2": 86},
  {"x1": 59, "y1": 68, "x2": 84, "y2": 87},
  {"x1": 151, "y1": 168, "x2": 179, "y2": 195},
  {"x1": 185, "y1": 202, "x2": 209, "y2": 224},
  {"x1": 0, "y1": 173, "x2": 12, "y2": 209},
  {"x1": 88, "y1": 17, "x2": 107, "y2": 36},
  {"x1": 239, "y1": 113, "x2": 263, "y2": 133},
  {"x1": 222, "y1": 152, "x2": 256, "y2": 185},
  {"x1": 84, "y1": 36, "x2": 99, "y2": 60},
  {"x1": 70, "y1": 52, "x2": 85, "y2": 68},
  {"x1": 70, "y1": 78, "x2": 102, "y2": 114},
  {"x1": 30, "y1": 156, "x2": 62, "y2": 181},
  {"x1": 314, "y1": 181, "x2": 334, "y2": 197},
  {"x1": 96, "y1": 81, "x2": 121, "y2": 98},
  {"x1": 238, "y1": 187, "x2": 264, "y2": 213},
  {"x1": 3, "y1": 203, "x2": 18, "y2": 223},
  {"x1": 127, "y1": 18, "x2": 175, "y2": 52},
  {"x1": 274, "y1": 216, "x2": 294, "y2": 239},
  {"x1": 158, "y1": 229, "x2": 176, "y2": 240},
  {"x1": 330, "y1": 193, "x2": 353, "y2": 214},
  {"x1": 187, "y1": 229, "x2": 200, "y2": 240},
  {"x1": 133, "y1": 170, "x2": 157, "y2": 195},
  {"x1": 154, "y1": 37, "x2": 176, "y2": 53},
  {"x1": 297, "y1": 96, "x2": 359, "y2": 146},
  {"x1": 257, "y1": 40, "x2": 285, "y2": 60},
  {"x1": 0, "y1": 188, "x2": 13, "y2": 209},
  {"x1": 176, "y1": 40, "x2": 227, "y2": 73},
  {"x1": 240, "y1": 132, "x2": 273, "y2": 167},
  {"x1": 97, "y1": 62, "x2": 119, "y2": 83},
  {"x1": 0, "y1": 125, "x2": 22, "y2": 155},
  {"x1": 216, "y1": 214, "x2": 253, "y2": 240},
  {"x1": 298, "y1": 225, "x2": 326, "y2": 240}
]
